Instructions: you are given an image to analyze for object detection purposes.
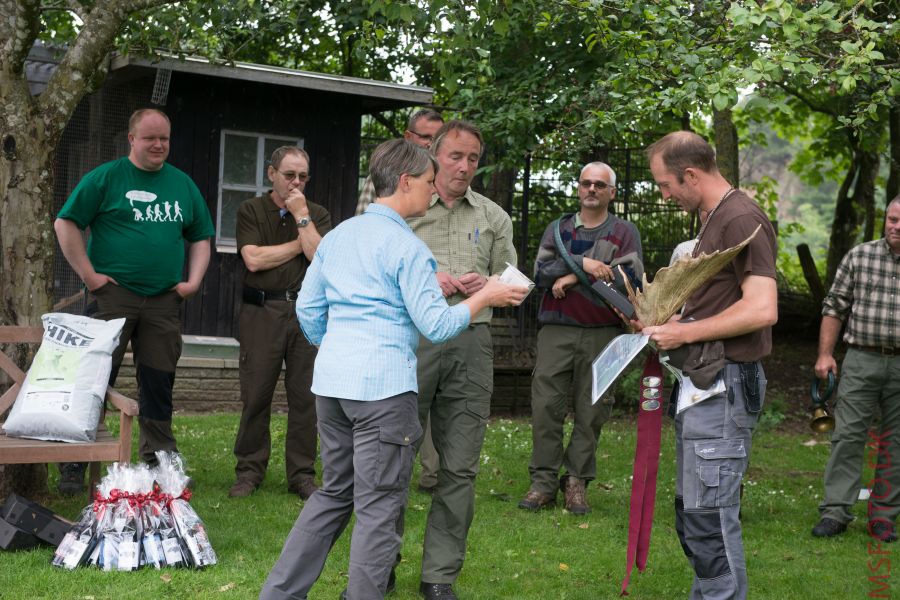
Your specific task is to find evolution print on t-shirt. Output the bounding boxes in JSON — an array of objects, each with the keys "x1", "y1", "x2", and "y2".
[{"x1": 126, "y1": 190, "x2": 184, "y2": 223}]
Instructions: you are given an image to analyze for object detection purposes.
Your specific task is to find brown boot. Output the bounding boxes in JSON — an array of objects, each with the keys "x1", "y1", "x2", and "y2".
[
  {"x1": 562, "y1": 475, "x2": 590, "y2": 515},
  {"x1": 289, "y1": 476, "x2": 319, "y2": 500}
]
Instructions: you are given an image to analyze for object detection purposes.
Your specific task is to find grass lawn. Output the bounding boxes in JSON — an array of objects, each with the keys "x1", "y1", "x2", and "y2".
[{"x1": 0, "y1": 411, "x2": 888, "y2": 599}]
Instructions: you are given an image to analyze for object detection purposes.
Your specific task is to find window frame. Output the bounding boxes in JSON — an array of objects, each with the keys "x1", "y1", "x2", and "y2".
[{"x1": 215, "y1": 129, "x2": 303, "y2": 252}]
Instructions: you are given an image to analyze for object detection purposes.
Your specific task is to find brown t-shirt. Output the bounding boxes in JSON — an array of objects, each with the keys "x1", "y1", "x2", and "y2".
[
  {"x1": 683, "y1": 191, "x2": 777, "y2": 362},
  {"x1": 236, "y1": 194, "x2": 332, "y2": 290}
]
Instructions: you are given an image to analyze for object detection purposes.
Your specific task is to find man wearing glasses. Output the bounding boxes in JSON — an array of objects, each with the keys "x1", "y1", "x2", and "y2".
[
  {"x1": 519, "y1": 162, "x2": 643, "y2": 515},
  {"x1": 229, "y1": 146, "x2": 331, "y2": 499},
  {"x1": 355, "y1": 108, "x2": 443, "y2": 216}
]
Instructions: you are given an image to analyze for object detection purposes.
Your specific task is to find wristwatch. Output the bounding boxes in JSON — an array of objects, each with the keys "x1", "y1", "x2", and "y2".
[{"x1": 296, "y1": 216, "x2": 310, "y2": 228}]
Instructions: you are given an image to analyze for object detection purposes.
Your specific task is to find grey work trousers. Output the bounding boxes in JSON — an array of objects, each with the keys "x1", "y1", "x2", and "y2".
[
  {"x1": 675, "y1": 362, "x2": 765, "y2": 600},
  {"x1": 259, "y1": 392, "x2": 421, "y2": 600},
  {"x1": 819, "y1": 348, "x2": 900, "y2": 525}
]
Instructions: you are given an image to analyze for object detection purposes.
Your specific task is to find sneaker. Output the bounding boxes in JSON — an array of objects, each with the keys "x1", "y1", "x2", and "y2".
[
  {"x1": 562, "y1": 475, "x2": 590, "y2": 515},
  {"x1": 57, "y1": 462, "x2": 87, "y2": 496},
  {"x1": 870, "y1": 520, "x2": 898, "y2": 543},
  {"x1": 228, "y1": 479, "x2": 259, "y2": 498},
  {"x1": 517, "y1": 488, "x2": 556, "y2": 511},
  {"x1": 419, "y1": 582, "x2": 458, "y2": 600},
  {"x1": 811, "y1": 517, "x2": 847, "y2": 538},
  {"x1": 289, "y1": 477, "x2": 319, "y2": 500}
]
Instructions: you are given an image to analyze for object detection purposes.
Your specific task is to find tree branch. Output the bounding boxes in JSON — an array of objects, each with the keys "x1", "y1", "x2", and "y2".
[
  {"x1": 37, "y1": 0, "x2": 175, "y2": 138},
  {"x1": 775, "y1": 82, "x2": 837, "y2": 117},
  {"x1": 1, "y1": 0, "x2": 43, "y2": 72}
]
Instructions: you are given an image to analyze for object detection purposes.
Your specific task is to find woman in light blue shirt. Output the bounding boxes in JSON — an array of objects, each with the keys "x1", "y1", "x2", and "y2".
[{"x1": 260, "y1": 139, "x2": 528, "y2": 600}]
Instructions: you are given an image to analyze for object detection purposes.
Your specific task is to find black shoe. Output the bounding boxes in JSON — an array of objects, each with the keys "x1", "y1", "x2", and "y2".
[
  {"x1": 811, "y1": 517, "x2": 847, "y2": 538},
  {"x1": 870, "y1": 521, "x2": 898, "y2": 543},
  {"x1": 419, "y1": 582, "x2": 458, "y2": 600},
  {"x1": 57, "y1": 462, "x2": 87, "y2": 496}
]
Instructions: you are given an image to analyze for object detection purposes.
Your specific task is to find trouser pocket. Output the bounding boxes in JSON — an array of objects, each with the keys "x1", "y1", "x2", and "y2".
[
  {"x1": 374, "y1": 425, "x2": 418, "y2": 491},
  {"x1": 694, "y1": 438, "x2": 746, "y2": 508}
]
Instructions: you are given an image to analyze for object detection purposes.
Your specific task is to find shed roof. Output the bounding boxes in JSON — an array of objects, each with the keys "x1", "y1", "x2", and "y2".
[{"x1": 25, "y1": 43, "x2": 433, "y2": 111}]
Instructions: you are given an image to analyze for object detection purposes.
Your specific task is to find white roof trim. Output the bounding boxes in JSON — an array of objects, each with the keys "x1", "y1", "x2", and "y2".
[{"x1": 110, "y1": 54, "x2": 433, "y2": 104}]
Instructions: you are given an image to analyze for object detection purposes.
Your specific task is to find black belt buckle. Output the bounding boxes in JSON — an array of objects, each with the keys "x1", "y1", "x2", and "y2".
[{"x1": 242, "y1": 286, "x2": 266, "y2": 306}]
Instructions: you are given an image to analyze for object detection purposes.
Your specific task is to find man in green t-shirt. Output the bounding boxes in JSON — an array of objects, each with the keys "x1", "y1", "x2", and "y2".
[{"x1": 54, "y1": 108, "x2": 214, "y2": 493}]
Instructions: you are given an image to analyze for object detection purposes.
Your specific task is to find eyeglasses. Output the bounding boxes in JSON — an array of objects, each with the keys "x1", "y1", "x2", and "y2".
[
  {"x1": 278, "y1": 171, "x2": 310, "y2": 182},
  {"x1": 406, "y1": 130, "x2": 434, "y2": 143},
  {"x1": 579, "y1": 179, "x2": 612, "y2": 190}
]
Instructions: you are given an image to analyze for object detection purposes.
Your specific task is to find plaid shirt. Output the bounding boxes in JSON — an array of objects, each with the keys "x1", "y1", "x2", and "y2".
[
  {"x1": 354, "y1": 175, "x2": 376, "y2": 216},
  {"x1": 822, "y1": 238, "x2": 900, "y2": 347},
  {"x1": 409, "y1": 187, "x2": 517, "y2": 324}
]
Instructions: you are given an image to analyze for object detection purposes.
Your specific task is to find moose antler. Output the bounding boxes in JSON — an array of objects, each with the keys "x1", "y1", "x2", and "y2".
[{"x1": 622, "y1": 225, "x2": 761, "y2": 326}]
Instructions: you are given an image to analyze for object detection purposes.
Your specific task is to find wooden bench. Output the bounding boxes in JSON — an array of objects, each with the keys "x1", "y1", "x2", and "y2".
[{"x1": 0, "y1": 326, "x2": 139, "y2": 497}]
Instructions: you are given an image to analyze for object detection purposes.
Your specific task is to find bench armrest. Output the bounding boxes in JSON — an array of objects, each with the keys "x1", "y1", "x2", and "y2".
[{"x1": 106, "y1": 387, "x2": 139, "y2": 416}]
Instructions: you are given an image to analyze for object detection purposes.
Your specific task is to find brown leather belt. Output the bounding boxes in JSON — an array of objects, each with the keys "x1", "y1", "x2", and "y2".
[{"x1": 849, "y1": 344, "x2": 899, "y2": 356}]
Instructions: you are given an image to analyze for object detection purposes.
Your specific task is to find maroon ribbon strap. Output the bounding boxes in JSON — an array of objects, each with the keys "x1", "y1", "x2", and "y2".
[{"x1": 621, "y1": 352, "x2": 664, "y2": 596}]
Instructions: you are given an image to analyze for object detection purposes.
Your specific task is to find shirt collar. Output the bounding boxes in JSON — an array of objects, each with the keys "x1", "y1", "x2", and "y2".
[
  {"x1": 364, "y1": 202, "x2": 413, "y2": 232},
  {"x1": 573, "y1": 212, "x2": 583, "y2": 229},
  {"x1": 430, "y1": 187, "x2": 481, "y2": 209},
  {"x1": 880, "y1": 237, "x2": 900, "y2": 260}
]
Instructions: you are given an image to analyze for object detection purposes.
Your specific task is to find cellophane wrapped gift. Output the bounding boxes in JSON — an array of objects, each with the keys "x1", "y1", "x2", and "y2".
[
  {"x1": 154, "y1": 451, "x2": 217, "y2": 568},
  {"x1": 51, "y1": 452, "x2": 215, "y2": 571}
]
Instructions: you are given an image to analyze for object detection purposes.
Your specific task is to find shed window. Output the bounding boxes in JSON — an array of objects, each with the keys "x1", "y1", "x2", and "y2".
[{"x1": 216, "y1": 130, "x2": 303, "y2": 251}]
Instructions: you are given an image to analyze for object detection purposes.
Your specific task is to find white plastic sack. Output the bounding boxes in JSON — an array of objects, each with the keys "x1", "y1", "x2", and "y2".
[{"x1": 2, "y1": 313, "x2": 125, "y2": 443}]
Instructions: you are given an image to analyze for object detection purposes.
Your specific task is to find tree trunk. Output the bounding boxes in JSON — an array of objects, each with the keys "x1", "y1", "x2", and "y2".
[
  {"x1": 713, "y1": 107, "x2": 739, "y2": 188},
  {"x1": 824, "y1": 148, "x2": 878, "y2": 286},
  {"x1": 859, "y1": 151, "x2": 879, "y2": 241}
]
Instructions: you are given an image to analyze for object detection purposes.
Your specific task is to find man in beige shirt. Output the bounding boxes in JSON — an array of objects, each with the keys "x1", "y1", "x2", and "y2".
[{"x1": 409, "y1": 120, "x2": 516, "y2": 600}]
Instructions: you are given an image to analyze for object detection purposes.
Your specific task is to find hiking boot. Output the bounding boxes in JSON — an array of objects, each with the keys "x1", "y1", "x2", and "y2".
[
  {"x1": 870, "y1": 521, "x2": 898, "y2": 543},
  {"x1": 811, "y1": 517, "x2": 847, "y2": 538},
  {"x1": 289, "y1": 477, "x2": 319, "y2": 500},
  {"x1": 228, "y1": 479, "x2": 259, "y2": 498},
  {"x1": 517, "y1": 488, "x2": 556, "y2": 511},
  {"x1": 57, "y1": 462, "x2": 87, "y2": 496},
  {"x1": 419, "y1": 582, "x2": 458, "y2": 600},
  {"x1": 562, "y1": 475, "x2": 590, "y2": 515}
]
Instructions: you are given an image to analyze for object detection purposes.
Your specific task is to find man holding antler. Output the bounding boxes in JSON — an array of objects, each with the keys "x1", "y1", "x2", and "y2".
[
  {"x1": 519, "y1": 161, "x2": 643, "y2": 515},
  {"x1": 639, "y1": 131, "x2": 777, "y2": 600}
]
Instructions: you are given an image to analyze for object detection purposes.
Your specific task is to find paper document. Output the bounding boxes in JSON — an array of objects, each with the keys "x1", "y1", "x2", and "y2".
[
  {"x1": 659, "y1": 357, "x2": 725, "y2": 413},
  {"x1": 498, "y1": 262, "x2": 535, "y2": 295},
  {"x1": 591, "y1": 333, "x2": 650, "y2": 405}
]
